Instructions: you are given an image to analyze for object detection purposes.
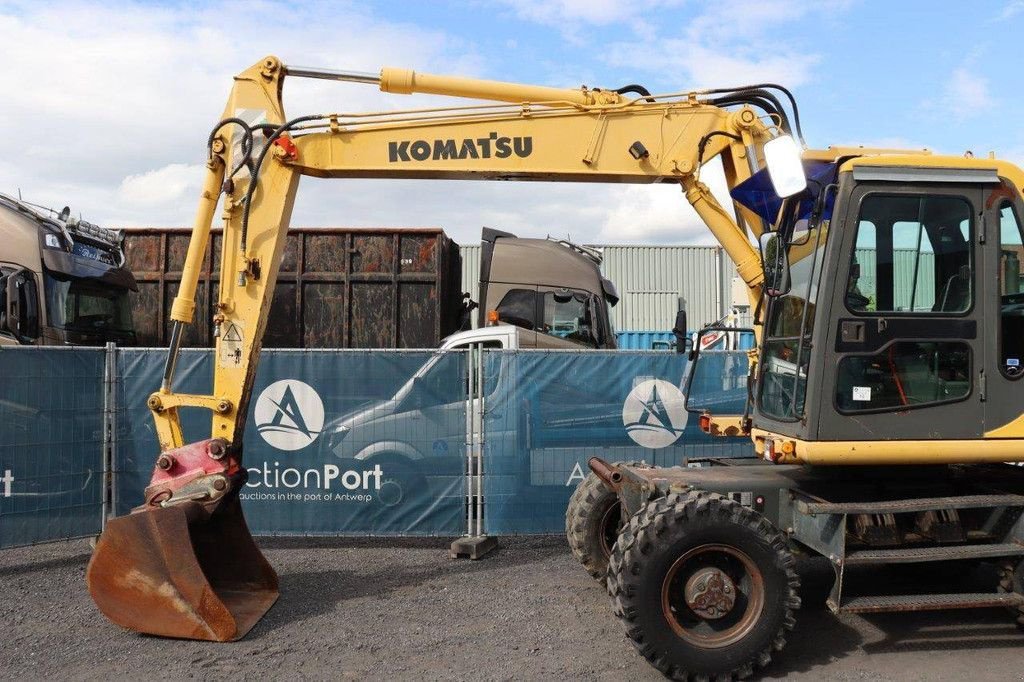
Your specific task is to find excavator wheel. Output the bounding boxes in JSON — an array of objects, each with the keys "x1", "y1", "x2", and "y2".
[
  {"x1": 86, "y1": 494, "x2": 278, "y2": 642},
  {"x1": 565, "y1": 462, "x2": 641, "y2": 581},
  {"x1": 607, "y1": 491, "x2": 800, "y2": 681}
]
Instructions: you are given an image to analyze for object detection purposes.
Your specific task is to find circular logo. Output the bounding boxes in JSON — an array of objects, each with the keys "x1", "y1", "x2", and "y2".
[
  {"x1": 622, "y1": 379, "x2": 688, "y2": 449},
  {"x1": 254, "y1": 379, "x2": 325, "y2": 451}
]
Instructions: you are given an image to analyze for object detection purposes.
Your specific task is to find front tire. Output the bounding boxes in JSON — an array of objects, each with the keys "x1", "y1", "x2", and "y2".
[
  {"x1": 566, "y1": 463, "x2": 642, "y2": 580},
  {"x1": 607, "y1": 492, "x2": 800, "y2": 681},
  {"x1": 565, "y1": 458, "x2": 643, "y2": 577}
]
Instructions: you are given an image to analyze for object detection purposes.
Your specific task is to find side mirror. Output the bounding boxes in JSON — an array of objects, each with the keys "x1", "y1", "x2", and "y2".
[
  {"x1": 672, "y1": 309, "x2": 688, "y2": 354},
  {"x1": 763, "y1": 135, "x2": 806, "y2": 198},
  {"x1": 759, "y1": 232, "x2": 791, "y2": 297}
]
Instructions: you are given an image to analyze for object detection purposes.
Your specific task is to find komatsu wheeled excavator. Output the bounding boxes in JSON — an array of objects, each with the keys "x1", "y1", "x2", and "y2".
[{"x1": 87, "y1": 56, "x2": 1024, "y2": 680}]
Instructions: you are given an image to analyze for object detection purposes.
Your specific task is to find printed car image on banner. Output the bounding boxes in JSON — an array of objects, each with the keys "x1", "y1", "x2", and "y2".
[
  {"x1": 115, "y1": 349, "x2": 467, "y2": 536},
  {"x1": 483, "y1": 350, "x2": 751, "y2": 534},
  {"x1": 114, "y1": 347, "x2": 752, "y2": 537}
]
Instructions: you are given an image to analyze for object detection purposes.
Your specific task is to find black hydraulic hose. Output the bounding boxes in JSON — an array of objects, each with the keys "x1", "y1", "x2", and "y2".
[
  {"x1": 697, "y1": 131, "x2": 742, "y2": 168},
  {"x1": 239, "y1": 114, "x2": 326, "y2": 255},
  {"x1": 750, "y1": 83, "x2": 803, "y2": 145},
  {"x1": 707, "y1": 91, "x2": 793, "y2": 137},
  {"x1": 704, "y1": 84, "x2": 804, "y2": 144},
  {"x1": 614, "y1": 84, "x2": 655, "y2": 102},
  {"x1": 205, "y1": 117, "x2": 256, "y2": 181}
]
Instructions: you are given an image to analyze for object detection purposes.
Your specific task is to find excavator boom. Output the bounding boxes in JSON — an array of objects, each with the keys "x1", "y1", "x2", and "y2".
[{"x1": 87, "y1": 55, "x2": 806, "y2": 640}]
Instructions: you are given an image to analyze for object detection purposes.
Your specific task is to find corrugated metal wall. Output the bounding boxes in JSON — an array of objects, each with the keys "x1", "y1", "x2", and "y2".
[
  {"x1": 855, "y1": 248, "x2": 936, "y2": 311},
  {"x1": 600, "y1": 246, "x2": 736, "y2": 332},
  {"x1": 460, "y1": 243, "x2": 737, "y2": 331}
]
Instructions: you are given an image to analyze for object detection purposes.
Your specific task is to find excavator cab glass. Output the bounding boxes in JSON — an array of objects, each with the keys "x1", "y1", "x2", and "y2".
[{"x1": 760, "y1": 232, "x2": 791, "y2": 297}]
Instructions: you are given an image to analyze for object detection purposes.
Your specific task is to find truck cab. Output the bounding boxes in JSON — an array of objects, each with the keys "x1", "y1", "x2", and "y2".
[
  {"x1": 0, "y1": 194, "x2": 137, "y2": 347},
  {"x1": 478, "y1": 228, "x2": 618, "y2": 349}
]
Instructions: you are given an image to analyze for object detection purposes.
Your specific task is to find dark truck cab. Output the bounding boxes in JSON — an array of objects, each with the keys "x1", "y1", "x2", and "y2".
[
  {"x1": 0, "y1": 193, "x2": 137, "y2": 347},
  {"x1": 479, "y1": 228, "x2": 618, "y2": 349}
]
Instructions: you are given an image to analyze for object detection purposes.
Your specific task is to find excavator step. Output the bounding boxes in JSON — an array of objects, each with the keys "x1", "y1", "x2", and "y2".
[
  {"x1": 845, "y1": 542, "x2": 1024, "y2": 565},
  {"x1": 798, "y1": 493, "x2": 1024, "y2": 516},
  {"x1": 840, "y1": 592, "x2": 1024, "y2": 614}
]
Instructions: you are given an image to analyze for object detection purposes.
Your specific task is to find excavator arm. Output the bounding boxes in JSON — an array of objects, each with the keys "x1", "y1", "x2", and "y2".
[{"x1": 87, "y1": 55, "x2": 805, "y2": 641}]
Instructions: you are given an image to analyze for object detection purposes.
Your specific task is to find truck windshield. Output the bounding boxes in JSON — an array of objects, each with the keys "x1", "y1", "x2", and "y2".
[
  {"x1": 758, "y1": 205, "x2": 830, "y2": 421},
  {"x1": 44, "y1": 273, "x2": 134, "y2": 334}
]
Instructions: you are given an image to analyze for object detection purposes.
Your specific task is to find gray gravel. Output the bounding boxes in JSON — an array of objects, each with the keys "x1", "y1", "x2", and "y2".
[{"x1": 2, "y1": 536, "x2": 1023, "y2": 680}]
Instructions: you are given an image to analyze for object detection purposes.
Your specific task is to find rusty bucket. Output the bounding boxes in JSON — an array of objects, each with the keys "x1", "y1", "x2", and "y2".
[{"x1": 87, "y1": 440, "x2": 278, "y2": 642}]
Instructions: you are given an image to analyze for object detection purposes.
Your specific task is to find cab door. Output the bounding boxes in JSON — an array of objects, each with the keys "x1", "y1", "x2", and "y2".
[
  {"x1": 984, "y1": 187, "x2": 1024, "y2": 436},
  {"x1": 816, "y1": 175, "x2": 988, "y2": 441}
]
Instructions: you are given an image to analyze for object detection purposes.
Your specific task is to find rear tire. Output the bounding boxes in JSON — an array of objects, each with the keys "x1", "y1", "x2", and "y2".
[
  {"x1": 607, "y1": 492, "x2": 800, "y2": 681},
  {"x1": 565, "y1": 462, "x2": 641, "y2": 581}
]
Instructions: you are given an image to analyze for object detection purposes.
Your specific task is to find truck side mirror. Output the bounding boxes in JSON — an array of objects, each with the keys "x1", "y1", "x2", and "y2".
[
  {"x1": 759, "y1": 232, "x2": 791, "y2": 297},
  {"x1": 4, "y1": 269, "x2": 40, "y2": 342},
  {"x1": 672, "y1": 310, "x2": 689, "y2": 354}
]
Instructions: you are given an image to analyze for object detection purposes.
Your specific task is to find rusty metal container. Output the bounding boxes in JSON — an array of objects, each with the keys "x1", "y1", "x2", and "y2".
[{"x1": 123, "y1": 227, "x2": 463, "y2": 348}]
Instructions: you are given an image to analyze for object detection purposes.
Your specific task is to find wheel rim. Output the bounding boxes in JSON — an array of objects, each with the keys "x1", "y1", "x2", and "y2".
[
  {"x1": 377, "y1": 478, "x2": 404, "y2": 507},
  {"x1": 598, "y1": 500, "x2": 622, "y2": 559},
  {"x1": 661, "y1": 543, "x2": 765, "y2": 648}
]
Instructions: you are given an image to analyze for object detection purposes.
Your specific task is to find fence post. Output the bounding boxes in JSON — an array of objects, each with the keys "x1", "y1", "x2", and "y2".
[
  {"x1": 450, "y1": 343, "x2": 498, "y2": 559},
  {"x1": 101, "y1": 342, "x2": 118, "y2": 530}
]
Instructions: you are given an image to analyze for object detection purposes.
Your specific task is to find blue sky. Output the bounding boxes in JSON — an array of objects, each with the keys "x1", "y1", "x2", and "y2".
[{"x1": 1, "y1": 0, "x2": 1022, "y2": 245}]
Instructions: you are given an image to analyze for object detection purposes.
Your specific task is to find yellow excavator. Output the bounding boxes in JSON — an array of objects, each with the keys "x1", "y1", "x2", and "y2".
[{"x1": 87, "y1": 57, "x2": 1024, "y2": 679}]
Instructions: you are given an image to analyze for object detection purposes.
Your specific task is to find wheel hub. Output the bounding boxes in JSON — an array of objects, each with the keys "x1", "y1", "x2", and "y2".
[{"x1": 684, "y1": 566, "x2": 736, "y2": 619}]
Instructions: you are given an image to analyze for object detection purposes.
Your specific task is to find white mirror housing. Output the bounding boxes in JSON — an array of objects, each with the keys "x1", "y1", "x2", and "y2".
[{"x1": 763, "y1": 135, "x2": 807, "y2": 198}]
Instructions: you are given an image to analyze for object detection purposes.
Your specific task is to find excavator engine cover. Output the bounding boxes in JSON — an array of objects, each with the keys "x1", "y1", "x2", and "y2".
[{"x1": 86, "y1": 439, "x2": 277, "y2": 641}]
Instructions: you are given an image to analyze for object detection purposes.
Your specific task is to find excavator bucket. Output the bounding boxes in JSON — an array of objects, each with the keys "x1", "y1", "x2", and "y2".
[{"x1": 86, "y1": 441, "x2": 277, "y2": 641}]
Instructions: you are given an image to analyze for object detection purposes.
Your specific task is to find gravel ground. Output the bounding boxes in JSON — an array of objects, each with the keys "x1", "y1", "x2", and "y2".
[{"x1": 2, "y1": 535, "x2": 1023, "y2": 681}]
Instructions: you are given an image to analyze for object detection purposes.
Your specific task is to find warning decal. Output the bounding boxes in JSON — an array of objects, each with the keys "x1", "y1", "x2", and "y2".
[{"x1": 219, "y1": 321, "x2": 244, "y2": 367}]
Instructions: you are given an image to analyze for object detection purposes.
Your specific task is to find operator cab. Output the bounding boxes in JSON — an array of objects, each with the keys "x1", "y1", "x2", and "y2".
[{"x1": 735, "y1": 152, "x2": 1024, "y2": 460}]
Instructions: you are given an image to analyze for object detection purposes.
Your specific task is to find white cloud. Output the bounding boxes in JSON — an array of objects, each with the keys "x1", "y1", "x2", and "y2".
[
  {"x1": 945, "y1": 67, "x2": 994, "y2": 119},
  {"x1": 601, "y1": 0, "x2": 838, "y2": 88},
  {"x1": 117, "y1": 164, "x2": 203, "y2": 209},
  {"x1": 0, "y1": 1, "x2": 482, "y2": 226},
  {"x1": 997, "y1": 1, "x2": 1024, "y2": 19},
  {"x1": 595, "y1": 158, "x2": 734, "y2": 244},
  {"x1": 0, "y1": 0, "x2": 761, "y2": 247},
  {"x1": 922, "y1": 65, "x2": 994, "y2": 122},
  {"x1": 496, "y1": 0, "x2": 684, "y2": 38}
]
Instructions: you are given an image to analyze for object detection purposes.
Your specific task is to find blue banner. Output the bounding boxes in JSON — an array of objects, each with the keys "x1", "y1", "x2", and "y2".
[
  {"x1": 483, "y1": 350, "x2": 752, "y2": 534},
  {"x1": 115, "y1": 349, "x2": 466, "y2": 535},
  {"x1": 113, "y1": 347, "x2": 753, "y2": 537},
  {"x1": 0, "y1": 348, "x2": 105, "y2": 548}
]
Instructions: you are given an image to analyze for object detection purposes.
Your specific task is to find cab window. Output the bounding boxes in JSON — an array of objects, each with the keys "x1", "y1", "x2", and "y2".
[
  {"x1": 451, "y1": 340, "x2": 504, "y2": 397},
  {"x1": 847, "y1": 195, "x2": 972, "y2": 314},
  {"x1": 495, "y1": 289, "x2": 536, "y2": 330},
  {"x1": 999, "y1": 201, "x2": 1024, "y2": 378},
  {"x1": 835, "y1": 341, "x2": 971, "y2": 412},
  {"x1": 540, "y1": 290, "x2": 598, "y2": 348}
]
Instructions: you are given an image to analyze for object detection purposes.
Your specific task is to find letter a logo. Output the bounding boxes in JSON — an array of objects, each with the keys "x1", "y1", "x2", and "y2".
[
  {"x1": 622, "y1": 379, "x2": 688, "y2": 449},
  {"x1": 254, "y1": 379, "x2": 325, "y2": 451}
]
